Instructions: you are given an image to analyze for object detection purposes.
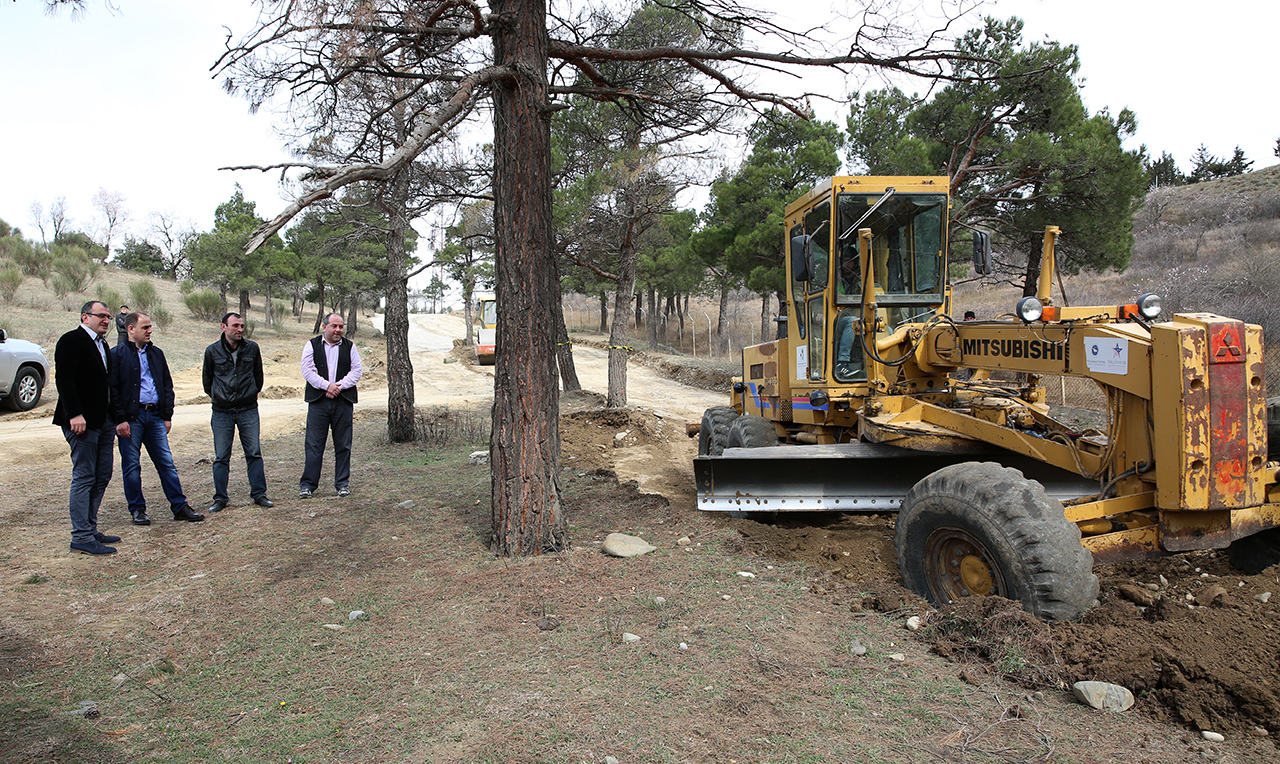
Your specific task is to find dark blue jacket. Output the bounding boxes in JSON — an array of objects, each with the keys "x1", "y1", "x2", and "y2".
[{"x1": 108, "y1": 342, "x2": 175, "y2": 422}]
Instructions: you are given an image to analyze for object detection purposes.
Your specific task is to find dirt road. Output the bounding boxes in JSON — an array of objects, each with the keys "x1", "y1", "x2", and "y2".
[{"x1": 0, "y1": 314, "x2": 716, "y2": 500}]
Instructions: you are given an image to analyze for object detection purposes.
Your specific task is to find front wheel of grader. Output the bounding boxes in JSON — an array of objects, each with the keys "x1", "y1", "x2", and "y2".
[{"x1": 895, "y1": 461, "x2": 1099, "y2": 621}]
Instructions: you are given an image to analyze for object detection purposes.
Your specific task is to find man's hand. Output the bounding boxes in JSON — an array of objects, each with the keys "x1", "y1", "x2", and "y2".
[
  {"x1": 115, "y1": 421, "x2": 131, "y2": 438},
  {"x1": 326, "y1": 382, "x2": 341, "y2": 398},
  {"x1": 164, "y1": 420, "x2": 173, "y2": 435},
  {"x1": 70, "y1": 415, "x2": 87, "y2": 435}
]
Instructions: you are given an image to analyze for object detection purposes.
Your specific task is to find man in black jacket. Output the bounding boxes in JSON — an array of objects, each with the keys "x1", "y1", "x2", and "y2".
[
  {"x1": 114, "y1": 304, "x2": 129, "y2": 346},
  {"x1": 53, "y1": 301, "x2": 120, "y2": 555},
  {"x1": 109, "y1": 312, "x2": 203, "y2": 525},
  {"x1": 202, "y1": 312, "x2": 273, "y2": 513}
]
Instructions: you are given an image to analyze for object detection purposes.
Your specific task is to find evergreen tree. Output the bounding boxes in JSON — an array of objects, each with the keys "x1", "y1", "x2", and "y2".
[
  {"x1": 845, "y1": 17, "x2": 1147, "y2": 294},
  {"x1": 1144, "y1": 151, "x2": 1184, "y2": 189}
]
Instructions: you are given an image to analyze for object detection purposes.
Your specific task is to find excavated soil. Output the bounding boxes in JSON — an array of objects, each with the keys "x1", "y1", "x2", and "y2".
[{"x1": 558, "y1": 390, "x2": 1280, "y2": 739}]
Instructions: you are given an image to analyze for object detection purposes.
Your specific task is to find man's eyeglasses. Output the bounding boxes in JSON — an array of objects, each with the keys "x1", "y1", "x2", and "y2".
[{"x1": 85, "y1": 312, "x2": 111, "y2": 319}]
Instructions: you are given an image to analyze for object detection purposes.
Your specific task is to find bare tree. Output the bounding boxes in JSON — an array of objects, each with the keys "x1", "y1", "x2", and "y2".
[
  {"x1": 91, "y1": 187, "x2": 128, "y2": 263},
  {"x1": 29, "y1": 201, "x2": 48, "y2": 244},
  {"x1": 217, "y1": 0, "x2": 975, "y2": 556},
  {"x1": 148, "y1": 211, "x2": 197, "y2": 279},
  {"x1": 49, "y1": 196, "x2": 71, "y2": 242}
]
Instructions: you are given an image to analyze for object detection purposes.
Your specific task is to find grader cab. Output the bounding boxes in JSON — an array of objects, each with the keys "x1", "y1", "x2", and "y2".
[{"x1": 693, "y1": 175, "x2": 1280, "y2": 620}]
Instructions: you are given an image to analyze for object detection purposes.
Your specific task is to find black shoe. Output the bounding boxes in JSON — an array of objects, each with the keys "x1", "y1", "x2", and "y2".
[
  {"x1": 172, "y1": 504, "x2": 206, "y2": 522},
  {"x1": 131, "y1": 510, "x2": 151, "y2": 526},
  {"x1": 253, "y1": 496, "x2": 274, "y2": 508},
  {"x1": 337, "y1": 487, "x2": 351, "y2": 498},
  {"x1": 299, "y1": 488, "x2": 313, "y2": 499},
  {"x1": 94, "y1": 532, "x2": 122, "y2": 544},
  {"x1": 71, "y1": 540, "x2": 117, "y2": 555},
  {"x1": 207, "y1": 501, "x2": 226, "y2": 514}
]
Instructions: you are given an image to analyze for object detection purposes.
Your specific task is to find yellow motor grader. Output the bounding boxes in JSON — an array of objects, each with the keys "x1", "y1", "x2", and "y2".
[{"x1": 692, "y1": 175, "x2": 1280, "y2": 620}]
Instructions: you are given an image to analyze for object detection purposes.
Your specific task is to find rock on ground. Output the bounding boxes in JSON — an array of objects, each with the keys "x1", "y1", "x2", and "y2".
[
  {"x1": 602, "y1": 533, "x2": 656, "y2": 558},
  {"x1": 1072, "y1": 681, "x2": 1135, "y2": 712}
]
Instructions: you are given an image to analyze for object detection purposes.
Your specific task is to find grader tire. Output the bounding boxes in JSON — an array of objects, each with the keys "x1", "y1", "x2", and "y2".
[
  {"x1": 726, "y1": 415, "x2": 779, "y2": 449},
  {"x1": 697, "y1": 407, "x2": 739, "y2": 457},
  {"x1": 895, "y1": 462, "x2": 1099, "y2": 621}
]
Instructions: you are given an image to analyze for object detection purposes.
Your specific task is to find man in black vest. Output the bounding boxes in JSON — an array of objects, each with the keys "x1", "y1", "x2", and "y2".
[
  {"x1": 299, "y1": 312, "x2": 362, "y2": 498},
  {"x1": 53, "y1": 301, "x2": 120, "y2": 555}
]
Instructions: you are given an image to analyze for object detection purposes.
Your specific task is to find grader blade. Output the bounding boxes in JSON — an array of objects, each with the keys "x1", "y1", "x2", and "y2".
[{"x1": 694, "y1": 442, "x2": 1099, "y2": 513}]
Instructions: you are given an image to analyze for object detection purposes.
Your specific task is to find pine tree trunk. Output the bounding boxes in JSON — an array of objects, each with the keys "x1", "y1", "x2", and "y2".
[
  {"x1": 238, "y1": 289, "x2": 251, "y2": 324},
  {"x1": 343, "y1": 296, "x2": 355, "y2": 338},
  {"x1": 382, "y1": 110, "x2": 415, "y2": 442},
  {"x1": 555, "y1": 296, "x2": 581, "y2": 393},
  {"x1": 606, "y1": 236, "x2": 637, "y2": 409},
  {"x1": 598, "y1": 293, "x2": 608, "y2": 332},
  {"x1": 646, "y1": 287, "x2": 657, "y2": 345},
  {"x1": 716, "y1": 282, "x2": 730, "y2": 356},
  {"x1": 313, "y1": 278, "x2": 326, "y2": 333},
  {"x1": 462, "y1": 275, "x2": 475, "y2": 347},
  {"x1": 490, "y1": 0, "x2": 565, "y2": 555},
  {"x1": 264, "y1": 284, "x2": 274, "y2": 329}
]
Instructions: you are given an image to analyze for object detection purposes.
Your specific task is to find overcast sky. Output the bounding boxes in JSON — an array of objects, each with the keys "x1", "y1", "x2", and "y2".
[{"x1": 1, "y1": 0, "x2": 1276, "y2": 252}]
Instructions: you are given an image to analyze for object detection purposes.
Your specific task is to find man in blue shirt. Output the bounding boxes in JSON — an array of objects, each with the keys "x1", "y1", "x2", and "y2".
[{"x1": 108, "y1": 312, "x2": 204, "y2": 524}]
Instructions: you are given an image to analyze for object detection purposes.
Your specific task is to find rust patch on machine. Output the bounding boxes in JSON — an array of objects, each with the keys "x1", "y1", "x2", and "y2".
[{"x1": 1207, "y1": 320, "x2": 1247, "y2": 507}]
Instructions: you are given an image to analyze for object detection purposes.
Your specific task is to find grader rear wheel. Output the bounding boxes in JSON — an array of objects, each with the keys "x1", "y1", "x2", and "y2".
[
  {"x1": 726, "y1": 415, "x2": 779, "y2": 449},
  {"x1": 896, "y1": 462, "x2": 1099, "y2": 621},
  {"x1": 697, "y1": 407, "x2": 739, "y2": 457}
]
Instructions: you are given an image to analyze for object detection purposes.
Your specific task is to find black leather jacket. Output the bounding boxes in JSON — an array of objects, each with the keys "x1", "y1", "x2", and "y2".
[{"x1": 202, "y1": 335, "x2": 264, "y2": 413}]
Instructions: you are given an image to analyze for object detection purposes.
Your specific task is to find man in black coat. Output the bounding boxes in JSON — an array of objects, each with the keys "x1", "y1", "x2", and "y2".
[
  {"x1": 202, "y1": 312, "x2": 272, "y2": 513},
  {"x1": 114, "y1": 304, "x2": 129, "y2": 346},
  {"x1": 53, "y1": 301, "x2": 120, "y2": 555},
  {"x1": 108, "y1": 312, "x2": 204, "y2": 525}
]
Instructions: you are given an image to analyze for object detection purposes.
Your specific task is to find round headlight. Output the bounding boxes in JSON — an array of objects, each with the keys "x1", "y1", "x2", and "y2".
[
  {"x1": 1016, "y1": 296, "x2": 1044, "y2": 322},
  {"x1": 1137, "y1": 293, "x2": 1162, "y2": 319}
]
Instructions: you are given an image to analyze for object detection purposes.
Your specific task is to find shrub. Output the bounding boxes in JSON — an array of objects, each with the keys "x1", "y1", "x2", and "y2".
[
  {"x1": 0, "y1": 266, "x2": 22, "y2": 302},
  {"x1": 96, "y1": 287, "x2": 124, "y2": 315},
  {"x1": 151, "y1": 304, "x2": 173, "y2": 330},
  {"x1": 129, "y1": 279, "x2": 158, "y2": 312},
  {"x1": 270, "y1": 299, "x2": 289, "y2": 323},
  {"x1": 50, "y1": 273, "x2": 76, "y2": 298},
  {"x1": 6, "y1": 239, "x2": 53, "y2": 281},
  {"x1": 179, "y1": 280, "x2": 195, "y2": 295},
  {"x1": 183, "y1": 289, "x2": 223, "y2": 321},
  {"x1": 51, "y1": 245, "x2": 98, "y2": 294},
  {"x1": 244, "y1": 319, "x2": 256, "y2": 339}
]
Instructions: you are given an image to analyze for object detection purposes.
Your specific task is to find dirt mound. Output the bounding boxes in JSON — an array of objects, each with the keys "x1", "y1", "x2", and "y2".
[
  {"x1": 560, "y1": 404, "x2": 662, "y2": 475},
  {"x1": 568, "y1": 335, "x2": 736, "y2": 391},
  {"x1": 1052, "y1": 554, "x2": 1280, "y2": 734},
  {"x1": 923, "y1": 596, "x2": 1065, "y2": 687},
  {"x1": 259, "y1": 385, "x2": 301, "y2": 399}
]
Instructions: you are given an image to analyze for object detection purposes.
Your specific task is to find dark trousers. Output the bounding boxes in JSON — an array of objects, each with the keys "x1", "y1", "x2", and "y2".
[
  {"x1": 301, "y1": 397, "x2": 353, "y2": 491},
  {"x1": 211, "y1": 408, "x2": 267, "y2": 504},
  {"x1": 63, "y1": 422, "x2": 115, "y2": 544},
  {"x1": 119, "y1": 409, "x2": 187, "y2": 514}
]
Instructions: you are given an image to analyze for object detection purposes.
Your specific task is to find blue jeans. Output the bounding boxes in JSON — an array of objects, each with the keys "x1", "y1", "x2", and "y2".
[
  {"x1": 301, "y1": 397, "x2": 353, "y2": 491},
  {"x1": 211, "y1": 408, "x2": 267, "y2": 504},
  {"x1": 118, "y1": 409, "x2": 187, "y2": 514},
  {"x1": 63, "y1": 422, "x2": 115, "y2": 544}
]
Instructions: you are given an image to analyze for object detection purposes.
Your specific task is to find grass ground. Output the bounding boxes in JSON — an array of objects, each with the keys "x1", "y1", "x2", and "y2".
[{"x1": 4, "y1": 407, "x2": 1275, "y2": 763}]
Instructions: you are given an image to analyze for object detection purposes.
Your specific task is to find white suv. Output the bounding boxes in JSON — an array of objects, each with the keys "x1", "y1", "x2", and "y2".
[{"x1": 0, "y1": 328, "x2": 49, "y2": 411}]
